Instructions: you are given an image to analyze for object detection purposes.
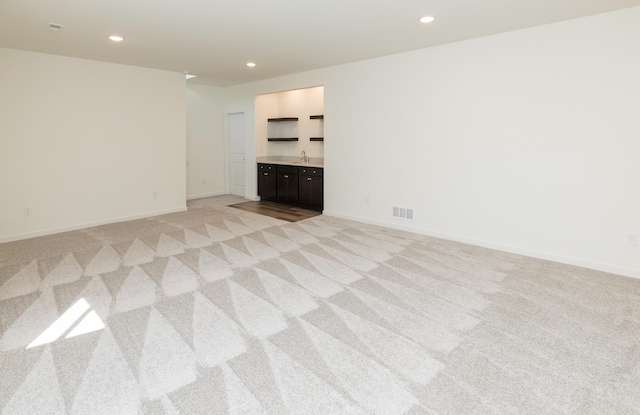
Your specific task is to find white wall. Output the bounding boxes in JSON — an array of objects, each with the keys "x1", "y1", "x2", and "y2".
[
  {"x1": 0, "y1": 48, "x2": 187, "y2": 241},
  {"x1": 273, "y1": 87, "x2": 324, "y2": 158},
  {"x1": 255, "y1": 93, "x2": 279, "y2": 158},
  {"x1": 223, "y1": 7, "x2": 640, "y2": 278},
  {"x1": 186, "y1": 84, "x2": 226, "y2": 199},
  {"x1": 255, "y1": 87, "x2": 324, "y2": 158}
]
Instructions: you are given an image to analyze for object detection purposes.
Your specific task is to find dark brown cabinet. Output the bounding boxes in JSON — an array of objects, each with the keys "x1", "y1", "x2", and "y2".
[
  {"x1": 257, "y1": 163, "x2": 323, "y2": 210},
  {"x1": 257, "y1": 163, "x2": 277, "y2": 199},
  {"x1": 299, "y1": 167, "x2": 323, "y2": 208},
  {"x1": 276, "y1": 165, "x2": 299, "y2": 202}
]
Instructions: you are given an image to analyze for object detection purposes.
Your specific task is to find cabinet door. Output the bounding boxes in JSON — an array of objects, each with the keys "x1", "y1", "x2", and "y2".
[
  {"x1": 257, "y1": 164, "x2": 277, "y2": 199},
  {"x1": 258, "y1": 171, "x2": 277, "y2": 199},
  {"x1": 277, "y1": 172, "x2": 299, "y2": 202},
  {"x1": 299, "y1": 175, "x2": 323, "y2": 208}
]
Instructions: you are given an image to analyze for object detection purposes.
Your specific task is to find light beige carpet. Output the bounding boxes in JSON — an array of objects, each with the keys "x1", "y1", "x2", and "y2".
[{"x1": 1, "y1": 195, "x2": 639, "y2": 414}]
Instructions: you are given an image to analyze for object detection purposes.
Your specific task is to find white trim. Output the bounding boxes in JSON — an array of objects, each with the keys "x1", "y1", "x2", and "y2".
[
  {"x1": 0, "y1": 206, "x2": 187, "y2": 243},
  {"x1": 245, "y1": 194, "x2": 260, "y2": 201},
  {"x1": 225, "y1": 111, "x2": 246, "y2": 197},
  {"x1": 322, "y1": 210, "x2": 640, "y2": 281},
  {"x1": 223, "y1": 113, "x2": 231, "y2": 195},
  {"x1": 187, "y1": 191, "x2": 226, "y2": 201}
]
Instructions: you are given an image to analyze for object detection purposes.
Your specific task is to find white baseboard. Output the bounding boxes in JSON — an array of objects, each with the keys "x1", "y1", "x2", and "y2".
[
  {"x1": 0, "y1": 206, "x2": 188, "y2": 244},
  {"x1": 187, "y1": 191, "x2": 225, "y2": 201},
  {"x1": 323, "y1": 210, "x2": 640, "y2": 280}
]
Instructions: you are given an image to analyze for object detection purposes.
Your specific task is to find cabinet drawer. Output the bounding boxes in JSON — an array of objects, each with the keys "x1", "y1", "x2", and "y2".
[
  {"x1": 258, "y1": 163, "x2": 276, "y2": 172},
  {"x1": 299, "y1": 167, "x2": 323, "y2": 177},
  {"x1": 277, "y1": 165, "x2": 299, "y2": 174}
]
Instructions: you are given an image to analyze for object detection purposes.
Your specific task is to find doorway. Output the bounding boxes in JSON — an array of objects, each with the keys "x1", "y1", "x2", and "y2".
[{"x1": 228, "y1": 112, "x2": 245, "y2": 196}]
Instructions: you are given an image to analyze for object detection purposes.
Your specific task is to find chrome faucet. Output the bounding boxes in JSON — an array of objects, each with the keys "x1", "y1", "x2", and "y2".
[{"x1": 301, "y1": 150, "x2": 309, "y2": 163}]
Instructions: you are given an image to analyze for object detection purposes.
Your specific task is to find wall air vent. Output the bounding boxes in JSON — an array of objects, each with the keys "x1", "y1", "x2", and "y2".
[
  {"x1": 393, "y1": 206, "x2": 414, "y2": 220},
  {"x1": 47, "y1": 23, "x2": 65, "y2": 32}
]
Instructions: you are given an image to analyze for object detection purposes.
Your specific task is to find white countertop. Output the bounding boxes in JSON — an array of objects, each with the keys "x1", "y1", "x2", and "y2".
[{"x1": 256, "y1": 156, "x2": 324, "y2": 168}]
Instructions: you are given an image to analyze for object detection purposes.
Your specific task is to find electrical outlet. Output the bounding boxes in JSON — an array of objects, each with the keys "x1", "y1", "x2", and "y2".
[
  {"x1": 365, "y1": 196, "x2": 370, "y2": 205},
  {"x1": 24, "y1": 206, "x2": 32, "y2": 216},
  {"x1": 202, "y1": 178, "x2": 207, "y2": 184},
  {"x1": 627, "y1": 232, "x2": 638, "y2": 246},
  {"x1": 152, "y1": 192, "x2": 158, "y2": 200}
]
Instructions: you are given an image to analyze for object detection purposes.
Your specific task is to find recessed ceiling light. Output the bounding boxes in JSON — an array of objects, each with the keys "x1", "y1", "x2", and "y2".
[
  {"x1": 108, "y1": 35, "x2": 124, "y2": 42},
  {"x1": 419, "y1": 16, "x2": 435, "y2": 24},
  {"x1": 185, "y1": 74, "x2": 196, "y2": 80},
  {"x1": 246, "y1": 62, "x2": 257, "y2": 67}
]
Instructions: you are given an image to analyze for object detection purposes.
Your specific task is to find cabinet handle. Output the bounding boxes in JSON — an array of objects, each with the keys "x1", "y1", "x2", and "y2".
[
  {"x1": 284, "y1": 175, "x2": 288, "y2": 178},
  {"x1": 263, "y1": 173, "x2": 268, "y2": 176},
  {"x1": 307, "y1": 177, "x2": 312, "y2": 181}
]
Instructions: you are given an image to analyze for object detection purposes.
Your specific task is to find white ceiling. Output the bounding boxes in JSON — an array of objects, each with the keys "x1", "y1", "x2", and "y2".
[{"x1": 2, "y1": 0, "x2": 640, "y2": 86}]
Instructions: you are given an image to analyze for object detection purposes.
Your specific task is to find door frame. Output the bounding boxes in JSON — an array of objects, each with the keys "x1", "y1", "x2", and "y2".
[{"x1": 224, "y1": 111, "x2": 246, "y2": 197}]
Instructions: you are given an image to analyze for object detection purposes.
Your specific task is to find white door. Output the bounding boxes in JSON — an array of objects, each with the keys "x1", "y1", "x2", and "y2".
[{"x1": 229, "y1": 113, "x2": 245, "y2": 196}]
